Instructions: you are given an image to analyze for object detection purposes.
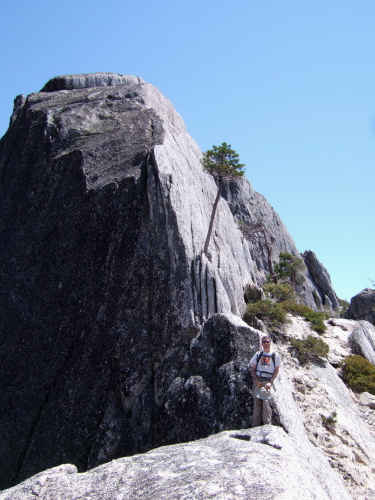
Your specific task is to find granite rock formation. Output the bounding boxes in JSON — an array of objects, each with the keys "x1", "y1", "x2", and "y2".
[
  {"x1": 1, "y1": 316, "x2": 375, "y2": 499},
  {"x1": 302, "y1": 250, "x2": 340, "y2": 309},
  {"x1": 348, "y1": 320, "x2": 375, "y2": 364},
  {"x1": 0, "y1": 427, "x2": 350, "y2": 500},
  {"x1": 285, "y1": 317, "x2": 375, "y2": 498},
  {"x1": 221, "y1": 184, "x2": 338, "y2": 310},
  {"x1": 0, "y1": 73, "x2": 342, "y2": 488},
  {"x1": 346, "y1": 288, "x2": 375, "y2": 324}
]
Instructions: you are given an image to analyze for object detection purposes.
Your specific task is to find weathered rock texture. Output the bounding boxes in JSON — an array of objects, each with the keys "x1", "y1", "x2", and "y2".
[
  {"x1": 282, "y1": 317, "x2": 375, "y2": 498},
  {"x1": 0, "y1": 73, "x2": 341, "y2": 488},
  {"x1": 302, "y1": 250, "x2": 340, "y2": 309},
  {"x1": 348, "y1": 320, "x2": 375, "y2": 364},
  {"x1": 346, "y1": 288, "x2": 375, "y2": 324},
  {"x1": 2, "y1": 317, "x2": 375, "y2": 499},
  {"x1": 221, "y1": 184, "x2": 338, "y2": 310},
  {"x1": 0, "y1": 427, "x2": 350, "y2": 500}
]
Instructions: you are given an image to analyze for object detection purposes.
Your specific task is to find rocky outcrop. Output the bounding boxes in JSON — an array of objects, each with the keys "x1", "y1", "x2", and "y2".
[
  {"x1": 0, "y1": 73, "x2": 261, "y2": 488},
  {"x1": 0, "y1": 73, "x2": 343, "y2": 488},
  {"x1": 302, "y1": 250, "x2": 339, "y2": 309},
  {"x1": 40, "y1": 73, "x2": 144, "y2": 92},
  {"x1": 348, "y1": 321, "x2": 375, "y2": 364},
  {"x1": 1, "y1": 315, "x2": 374, "y2": 498},
  {"x1": 360, "y1": 392, "x2": 375, "y2": 409},
  {"x1": 222, "y1": 184, "x2": 334, "y2": 310},
  {"x1": 346, "y1": 288, "x2": 375, "y2": 323},
  {"x1": 282, "y1": 317, "x2": 375, "y2": 498},
  {"x1": 0, "y1": 427, "x2": 350, "y2": 500}
]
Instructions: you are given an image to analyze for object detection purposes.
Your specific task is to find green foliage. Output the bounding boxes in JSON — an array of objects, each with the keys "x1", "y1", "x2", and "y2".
[
  {"x1": 341, "y1": 355, "x2": 375, "y2": 395},
  {"x1": 201, "y1": 142, "x2": 245, "y2": 180},
  {"x1": 290, "y1": 335, "x2": 329, "y2": 365},
  {"x1": 321, "y1": 411, "x2": 337, "y2": 429},
  {"x1": 272, "y1": 251, "x2": 306, "y2": 288},
  {"x1": 338, "y1": 298, "x2": 350, "y2": 318},
  {"x1": 338, "y1": 298, "x2": 350, "y2": 309},
  {"x1": 263, "y1": 283, "x2": 295, "y2": 302},
  {"x1": 312, "y1": 290, "x2": 322, "y2": 310},
  {"x1": 281, "y1": 300, "x2": 328, "y2": 333},
  {"x1": 243, "y1": 300, "x2": 289, "y2": 330},
  {"x1": 243, "y1": 293, "x2": 328, "y2": 334},
  {"x1": 202, "y1": 142, "x2": 244, "y2": 257}
]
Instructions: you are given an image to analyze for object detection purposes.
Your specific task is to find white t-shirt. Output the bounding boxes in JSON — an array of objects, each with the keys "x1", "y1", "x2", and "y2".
[{"x1": 250, "y1": 350, "x2": 281, "y2": 379}]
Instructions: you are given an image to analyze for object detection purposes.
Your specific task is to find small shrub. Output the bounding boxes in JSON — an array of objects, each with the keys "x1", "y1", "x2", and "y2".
[
  {"x1": 290, "y1": 335, "x2": 329, "y2": 365},
  {"x1": 321, "y1": 411, "x2": 337, "y2": 429},
  {"x1": 338, "y1": 298, "x2": 350, "y2": 318},
  {"x1": 263, "y1": 283, "x2": 295, "y2": 303},
  {"x1": 341, "y1": 355, "x2": 375, "y2": 395},
  {"x1": 281, "y1": 300, "x2": 328, "y2": 333},
  {"x1": 243, "y1": 300, "x2": 289, "y2": 330}
]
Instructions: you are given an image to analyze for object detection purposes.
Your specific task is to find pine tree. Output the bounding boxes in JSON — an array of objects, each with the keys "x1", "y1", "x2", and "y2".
[
  {"x1": 202, "y1": 142, "x2": 245, "y2": 257},
  {"x1": 273, "y1": 251, "x2": 306, "y2": 289}
]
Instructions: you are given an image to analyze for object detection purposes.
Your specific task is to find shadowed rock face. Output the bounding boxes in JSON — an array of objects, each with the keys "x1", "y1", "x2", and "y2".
[
  {"x1": 0, "y1": 77, "x2": 168, "y2": 487},
  {"x1": 0, "y1": 73, "x2": 340, "y2": 488},
  {"x1": 346, "y1": 288, "x2": 375, "y2": 324}
]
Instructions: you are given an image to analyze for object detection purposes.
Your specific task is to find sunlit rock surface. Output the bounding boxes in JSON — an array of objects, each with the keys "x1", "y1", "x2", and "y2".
[
  {"x1": 347, "y1": 288, "x2": 375, "y2": 324},
  {"x1": 0, "y1": 427, "x2": 350, "y2": 500}
]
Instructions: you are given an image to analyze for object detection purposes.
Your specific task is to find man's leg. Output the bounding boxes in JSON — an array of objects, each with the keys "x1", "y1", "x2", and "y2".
[
  {"x1": 252, "y1": 384, "x2": 263, "y2": 427},
  {"x1": 262, "y1": 398, "x2": 272, "y2": 425}
]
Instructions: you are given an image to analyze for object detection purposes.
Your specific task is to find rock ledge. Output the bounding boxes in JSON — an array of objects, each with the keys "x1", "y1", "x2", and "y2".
[{"x1": 40, "y1": 73, "x2": 145, "y2": 92}]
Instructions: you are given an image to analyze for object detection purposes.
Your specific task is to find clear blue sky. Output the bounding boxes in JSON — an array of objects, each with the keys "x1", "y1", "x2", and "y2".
[{"x1": 1, "y1": 0, "x2": 374, "y2": 302}]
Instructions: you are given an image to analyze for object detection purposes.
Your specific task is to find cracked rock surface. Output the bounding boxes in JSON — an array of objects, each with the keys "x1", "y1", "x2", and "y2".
[
  {"x1": 0, "y1": 427, "x2": 350, "y2": 500},
  {"x1": 280, "y1": 316, "x2": 375, "y2": 499}
]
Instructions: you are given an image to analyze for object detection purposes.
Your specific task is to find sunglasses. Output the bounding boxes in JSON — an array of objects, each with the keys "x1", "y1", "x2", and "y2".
[{"x1": 262, "y1": 341, "x2": 271, "y2": 344}]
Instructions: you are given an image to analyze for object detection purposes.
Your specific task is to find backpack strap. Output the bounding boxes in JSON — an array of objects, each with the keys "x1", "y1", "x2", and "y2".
[
  {"x1": 256, "y1": 351, "x2": 275, "y2": 367},
  {"x1": 255, "y1": 351, "x2": 276, "y2": 378}
]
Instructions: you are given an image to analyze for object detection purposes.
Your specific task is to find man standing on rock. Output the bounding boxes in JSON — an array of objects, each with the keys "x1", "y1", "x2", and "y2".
[{"x1": 250, "y1": 335, "x2": 281, "y2": 427}]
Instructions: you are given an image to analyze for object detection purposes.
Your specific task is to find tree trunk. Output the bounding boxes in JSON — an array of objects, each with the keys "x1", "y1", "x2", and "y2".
[{"x1": 204, "y1": 178, "x2": 222, "y2": 258}]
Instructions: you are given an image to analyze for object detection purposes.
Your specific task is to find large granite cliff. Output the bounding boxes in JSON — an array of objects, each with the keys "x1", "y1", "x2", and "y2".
[{"x1": 0, "y1": 73, "x2": 340, "y2": 489}]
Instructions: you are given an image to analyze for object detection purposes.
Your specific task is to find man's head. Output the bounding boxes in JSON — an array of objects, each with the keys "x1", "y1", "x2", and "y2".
[{"x1": 261, "y1": 336, "x2": 271, "y2": 352}]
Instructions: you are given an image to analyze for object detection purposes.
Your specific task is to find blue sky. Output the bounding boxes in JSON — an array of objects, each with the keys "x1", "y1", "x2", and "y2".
[{"x1": 1, "y1": 0, "x2": 374, "y2": 301}]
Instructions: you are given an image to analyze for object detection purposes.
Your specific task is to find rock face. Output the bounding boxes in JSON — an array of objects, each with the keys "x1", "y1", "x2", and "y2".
[
  {"x1": 348, "y1": 321, "x2": 375, "y2": 364},
  {"x1": 40, "y1": 73, "x2": 144, "y2": 92},
  {"x1": 0, "y1": 427, "x2": 350, "y2": 500},
  {"x1": 0, "y1": 73, "x2": 342, "y2": 489},
  {"x1": 302, "y1": 250, "x2": 340, "y2": 308},
  {"x1": 282, "y1": 317, "x2": 375, "y2": 498},
  {"x1": 222, "y1": 185, "x2": 338, "y2": 310},
  {"x1": 2, "y1": 316, "x2": 375, "y2": 499},
  {"x1": 346, "y1": 288, "x2": 375, "y2": 324}
]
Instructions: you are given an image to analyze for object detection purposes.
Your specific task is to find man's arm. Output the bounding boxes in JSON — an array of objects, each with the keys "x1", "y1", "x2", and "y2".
[
  {"x1": 251, "y1": 364, "x2": 262, "y2": 388},
  {"x1": 264, "y1": 366, "x2": 280, "y2": 389},
  {"x1": 270, "y1": 366, "x2": 279, "y2": 383}
]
